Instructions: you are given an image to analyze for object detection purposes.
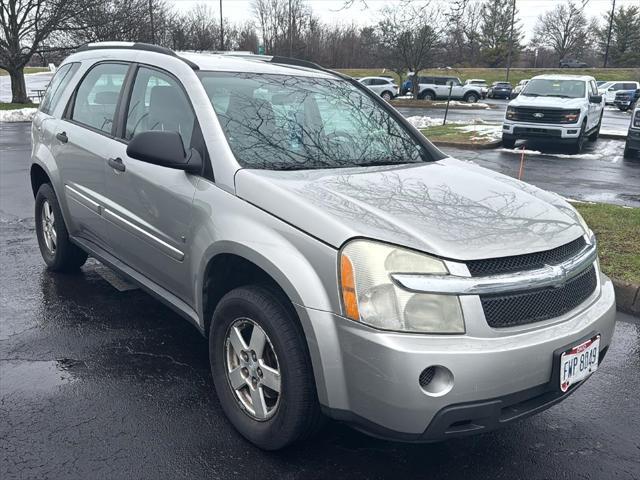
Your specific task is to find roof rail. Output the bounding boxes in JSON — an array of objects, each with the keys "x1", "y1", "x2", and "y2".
[{"x1": 75, "y1": 42, "x2": 199, "y2": 70}]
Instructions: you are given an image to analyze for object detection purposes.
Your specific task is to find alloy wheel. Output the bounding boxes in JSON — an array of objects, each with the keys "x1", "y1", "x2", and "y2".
[
  {"x1": 41, "y1": 200, "x2": 57, "y2": 254},
  {"x1": 224, "y1": 318, "x2": 281, "y2": 421}
]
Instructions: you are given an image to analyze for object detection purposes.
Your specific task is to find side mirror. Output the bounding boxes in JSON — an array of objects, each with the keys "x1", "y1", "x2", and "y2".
[
  {"x1": 589, "y1": 94, "x2": 603, "y2": 103},
  {"x1": 126, "y1": 131, "x2": 202, "y2": 174},
  {"x1": 608, "y1": 87, "x2": 614, "y2": 91}
]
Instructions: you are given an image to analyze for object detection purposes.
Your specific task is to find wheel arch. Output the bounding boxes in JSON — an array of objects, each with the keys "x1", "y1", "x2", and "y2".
[{"x1": 30, "y1": 163, "x2": 52, "y2": 197}]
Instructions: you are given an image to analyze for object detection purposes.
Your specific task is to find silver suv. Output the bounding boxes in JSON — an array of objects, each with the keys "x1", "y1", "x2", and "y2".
[{"x1": 31, "y1": 43, "x2": 616, "y2": 450}]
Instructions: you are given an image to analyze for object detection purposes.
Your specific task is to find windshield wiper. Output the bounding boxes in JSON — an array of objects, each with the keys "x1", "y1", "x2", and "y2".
[
  {"x1": 546, "y1": 94, "x2": 573, "y2": 98},
  {"x1": 522, "y1": 93, "x2": 540, "y2": 97}
]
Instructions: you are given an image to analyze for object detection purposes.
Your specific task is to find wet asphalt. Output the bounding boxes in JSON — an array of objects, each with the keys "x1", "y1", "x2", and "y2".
[{"x1": 1, "y1": 123, "x2": 640, "y2": 480}]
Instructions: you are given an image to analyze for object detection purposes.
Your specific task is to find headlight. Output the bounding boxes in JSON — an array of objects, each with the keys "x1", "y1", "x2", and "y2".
[
  {"x1": 561, "y1": 110, "x2": 581, "y2": 123},
  {"x1": 633, "y1": 110, "x2": 640, "y2": 128},
  {"x1": 506, "y1": 107, "x2": 516, "y2": 120},
  {"x1": 571, "y1": 207, "x2": 591, "y2": 236},
  {"x1": 339, "y1": 240, "x2": 464, "y2": 333}
]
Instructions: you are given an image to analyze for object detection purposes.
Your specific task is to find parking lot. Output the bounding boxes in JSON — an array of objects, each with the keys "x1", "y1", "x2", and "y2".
[{"x1": 2, "y1": 114, "x2": 640, "y2": 479}]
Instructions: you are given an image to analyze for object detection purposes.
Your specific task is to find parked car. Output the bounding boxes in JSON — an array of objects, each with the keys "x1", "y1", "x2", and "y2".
[
  {"x1": 32, "y1": 43, "x2": 616, "y2": 450},
  {"x1": 416, "y1": 76, "x2": 484, "y2": 103},
  {"x1": 487, "y1": 81, "x2": 513, "y2": 99},
  {"x1": 464, "y1": 78, "x2": 489, "y2": 98},
  {"x1": 358, "y1": 76, "x2": 398, "y2": 101},
  {"x1": 559, "y1": 59, "x2": 589, "y2": 68},
  {"x1": 613, "y1": 88, "x2": 640, "y2": 111},
  {"x1": 503, "y1": 74, "x2": 605, "y2": 153},
  {"x1": 598, "y1": 81, "x2": 640, "y2": 104},
  {"x1": 624, "y1": 105, "x2": 640, "y2": 158},
  {"x1": 510, "y1": 79, "x2": 529, "y2": 99}
]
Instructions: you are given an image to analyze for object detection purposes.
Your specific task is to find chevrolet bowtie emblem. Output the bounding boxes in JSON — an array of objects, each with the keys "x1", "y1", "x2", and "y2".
[{"x1": 549, "y1": 264, "x2": 568, "y2": 288}]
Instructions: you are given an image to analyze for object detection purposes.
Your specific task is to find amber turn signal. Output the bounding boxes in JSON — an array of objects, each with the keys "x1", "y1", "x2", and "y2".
[{"x1": 340, "y1": 254, "x2": 359, "y2": 321}]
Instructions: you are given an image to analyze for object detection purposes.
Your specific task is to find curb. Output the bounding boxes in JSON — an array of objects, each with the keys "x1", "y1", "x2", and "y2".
[
  {"x1": 432, "y1": 139, "x2": 502, "y2": 150},
  {"x1": 612, "y1": 279, "x2": 640, "y2": 316}
]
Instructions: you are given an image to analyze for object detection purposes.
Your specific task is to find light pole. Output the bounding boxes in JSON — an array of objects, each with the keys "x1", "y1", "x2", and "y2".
[
  {"x1": 505, "y1": 0, "x2": 516, "y2": 82},
  {"x1": 149, "y1": 0, "x2": 155, "y2": 44},
  {"x1": 220, "y1": 0, "x2": 224, "y2": 51},
  {"x1": 603, "y1": 0, "x2": 616, "y2": 68},
  {"x1": 289, "y1": 0, "x2": 293, "y2": 57}
]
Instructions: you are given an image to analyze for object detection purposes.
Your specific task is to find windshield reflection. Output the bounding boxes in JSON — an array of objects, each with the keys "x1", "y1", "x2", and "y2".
[{"x1": 198, "y1": 72, "x2": 430, "y2": 170}]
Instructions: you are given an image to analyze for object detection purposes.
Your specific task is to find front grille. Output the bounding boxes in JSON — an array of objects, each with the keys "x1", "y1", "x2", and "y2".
[
  {"x1": 467, "y1": 236, "x2": 586, "y2": 277},
  {"x1": 480, "y1": 265, "x2": 597, "y2": 328},
  {"x1": 510, "y1": 107, "x2": 577, "y2": 124}
]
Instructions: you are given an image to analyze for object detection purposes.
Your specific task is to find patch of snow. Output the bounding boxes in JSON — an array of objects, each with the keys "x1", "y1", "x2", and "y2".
[
  {"x1": 395, "y1": 95, "x2": 414, "y2": 100},
  {"x1": 456, "y1": 124, "x2": 502, "y2": 141},
  {"x1": 499, "y1": 146, "x2": 609, "y2": 161},
  {"x1": 406, "y1": 116, "x2": 472, "y2": 128},
  {"x1": 0, "y1": 108, "x2": 37, "y2": 122}
]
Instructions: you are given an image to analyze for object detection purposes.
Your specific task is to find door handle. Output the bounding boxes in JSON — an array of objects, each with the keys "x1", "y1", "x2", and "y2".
[
  {"x1": 56, "y1": 132, "x2": 68, "y2": 143},
  {"x1": 107, "y1": 157, "x2": 126, "y2": 172}
]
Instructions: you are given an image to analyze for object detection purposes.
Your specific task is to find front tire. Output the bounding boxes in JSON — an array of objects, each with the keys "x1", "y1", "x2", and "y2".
[
  {"x1": 572, "y1": 121, "x2": 587, "y2": 153},
  {"x1": 464, "y1": 92, "x2": 479, "y2": 103},
  {"x1": 502, "y1": 135, "x2": 516, "y2": 149},
  {"x1": 35, "y1": 183, "x2": 88, "y2": 272},
  {"x1": 381, "y1": 91, "x2": 393, "y2": 101},
  {"x1": 624, "y1": 144, "x2": 637, "y2": 159},
  {"x1": 209, "y1": 285, "x2": 323, "y2": 450}
]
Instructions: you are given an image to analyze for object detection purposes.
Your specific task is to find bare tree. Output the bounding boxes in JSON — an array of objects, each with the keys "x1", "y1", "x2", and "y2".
[
  {"x1": 531, "y1": 0, "x2": 591, "y2": 62},
  {"x1": 0, "y1": 0, "x2": 89, "y2": 103},
  {"x1": 376, "y1": 1, "x2": 444, "y2": 95}
]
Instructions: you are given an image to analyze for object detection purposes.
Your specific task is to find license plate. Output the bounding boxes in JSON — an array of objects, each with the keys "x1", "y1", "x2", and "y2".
[{"x1": 560, "y1": 335, "x2": 600, "y2": 392}]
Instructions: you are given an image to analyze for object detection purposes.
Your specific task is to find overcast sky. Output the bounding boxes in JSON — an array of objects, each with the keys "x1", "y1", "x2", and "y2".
[{"x1": 170, "y1": 0, "x2": 637, "y2": 41}]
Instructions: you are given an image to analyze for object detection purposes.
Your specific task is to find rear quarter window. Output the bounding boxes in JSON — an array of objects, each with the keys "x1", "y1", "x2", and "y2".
[{"x1": 39, "y1": 63, "x2": 80, "y2": 115}]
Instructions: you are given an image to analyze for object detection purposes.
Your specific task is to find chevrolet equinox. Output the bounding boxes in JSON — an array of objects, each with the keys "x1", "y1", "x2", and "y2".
[{"x1": 30, "y1": 43, "x2": 617, "y2": 450}]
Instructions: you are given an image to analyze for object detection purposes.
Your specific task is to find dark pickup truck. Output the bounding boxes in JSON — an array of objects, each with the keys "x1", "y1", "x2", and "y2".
[{"x1": 614, "y1": 89, "x2": 640, "y2": 112}]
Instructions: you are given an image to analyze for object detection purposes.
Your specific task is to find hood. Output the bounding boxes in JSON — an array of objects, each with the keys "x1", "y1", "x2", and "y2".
[
  {"x1": 235, "y1": 158, "x2": 585, "y2": 261},
  {"x1": 509, "y1": 95, "x2": 584, "y2": 109}
]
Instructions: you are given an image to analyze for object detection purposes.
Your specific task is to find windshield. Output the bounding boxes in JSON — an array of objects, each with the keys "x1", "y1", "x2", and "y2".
[
  {"x1": 522, "y1": 79, "x2": 586, "y2": 98},
  {"x1": 198, "y1": 72, "x2": 430, "y2": 170}
]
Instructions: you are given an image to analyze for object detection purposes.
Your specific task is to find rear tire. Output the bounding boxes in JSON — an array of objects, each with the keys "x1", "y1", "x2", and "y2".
[
  {"x1": 209, "y1": 285, "x2": 324, "y2": 450},
  {"x1": 35, "y1": 183, "x2": 88, "y2": 272},
  {"x1": 420, "y1": 90, "x2": 435, "y2": 101},
  {"x1": 381, "y1": 91, "x2": 393, "y2": 101}
]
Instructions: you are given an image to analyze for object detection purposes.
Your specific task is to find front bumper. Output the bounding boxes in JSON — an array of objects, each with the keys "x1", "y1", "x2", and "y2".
[
  {"x1": 503, "y1": 120, "x2": 583, "y2": 141},
  {"x1": 614, "y1": 100, "x2": 633, "y2": 108},
  {"x1": 297, "y1": 273, "x2": 616, "y2": 441}
]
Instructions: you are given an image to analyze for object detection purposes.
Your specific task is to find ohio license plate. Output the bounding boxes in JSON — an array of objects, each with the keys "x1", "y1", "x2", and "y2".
[{"x1": 560, "y1": 335, "x2": 600, "y2": 392}]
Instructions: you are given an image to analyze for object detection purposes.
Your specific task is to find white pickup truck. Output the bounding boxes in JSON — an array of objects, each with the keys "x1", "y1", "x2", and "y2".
[
  {"x1": 416, "y1": 76, "x2": 484, "y2": 103},
  {"x1": 503, "y1": 74, "x2": 605, "y2": 153}
]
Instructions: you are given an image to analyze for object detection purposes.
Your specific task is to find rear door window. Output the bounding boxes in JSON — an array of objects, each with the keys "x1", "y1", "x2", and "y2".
[
  {"x1": 70, "y1": 63, "x2": 129, "y2": 134},
  {"x1": 39, "y1": 63, "x2": 79, "y2": 115}
]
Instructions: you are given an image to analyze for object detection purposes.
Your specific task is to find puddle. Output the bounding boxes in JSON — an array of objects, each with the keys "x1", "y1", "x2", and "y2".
[{"x1": 0, "y1": 359, "x2": 80, "y2": 396}]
